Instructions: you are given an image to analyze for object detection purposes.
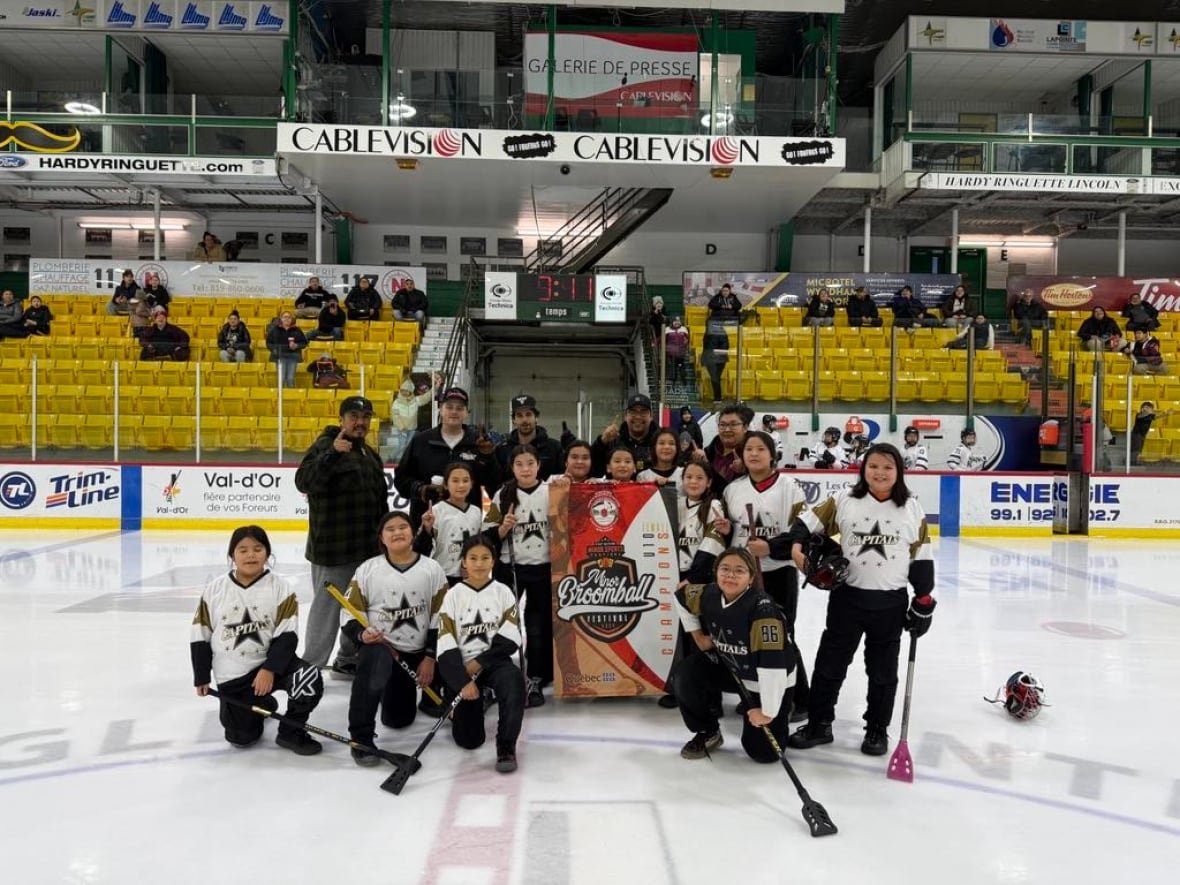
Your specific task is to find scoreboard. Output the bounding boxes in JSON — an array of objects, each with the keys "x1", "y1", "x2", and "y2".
[{"x1": 483, "y1": 272, "x2": 629, "y2": 323}]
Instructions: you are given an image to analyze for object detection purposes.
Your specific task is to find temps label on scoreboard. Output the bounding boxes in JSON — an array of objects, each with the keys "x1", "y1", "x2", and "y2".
[{"x1": 483, "y1": 272, "x2": 628, "y2": 323}]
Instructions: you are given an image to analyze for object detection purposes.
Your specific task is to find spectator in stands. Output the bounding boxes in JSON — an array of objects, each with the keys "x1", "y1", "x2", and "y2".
[
  {"x1": 192, "y1": 230, "x2": 226, "y2": 262},
  {"x1": 390, "y1": 378, "x2": 434, "y2": 459},
  {"x1": 140, "y1": 307, "x2": 191, "y2": 361},
  {"x1": 648, "y1": 296, "x2": 667, "y2": 345},
  {"x1": 846, "y1": 286, "x2": 882, "y2": 327},
  {"x1": 391, "y1": 277, "x2": 428, "y2": 329},
  {"x1": 1077, "y1": 307, "x2": 1121, "y2": 352},
  {"x1": 890, "y1": 286, "x2": 934, "y2": 329},
  {"x1": 591, "y1": 393, "x2": 660, "y2": 476},
  {"x1": 1122, "y1": 292, "x2": 1160, "y2": 333},
  {"x1": 311, "y1": 298, "x2": 346, "y2": 341},
  {"x1": 1128, "y1": 328, "x2": 1167, "y2": 375},
  {"x1": 0, "y1": 289, "x2": 27, "y2": 338},
  {"x1": 1130, "y1": 402, "x2": 1173, "y2": 465},
  {"x1": 940, "y1": 284, "x2": 973, "y2": 330},
  {"x1": 704, "y1": 284, "x2": 741, "y2": 403},
  {"x1": 695, "y1": 403, "x2": 751, "y2": 494},
  {"x1": 345, "y1": 277, "x2": 382, "y2": 321},
  {"x1": 804, "y1": 288, "x2": 837, "y2": 327},
  {"x1": 1011, "y1": 289, "x2": 1049, "y2": 345},
  {"x1": 665, "y1": 316, "x2": 690, "y2": 384},
  {"x1": 21, "y1": 294, "x2": 52, "y2": 336},
  {"x1": 142, "y1": 272, "x2": 171, "y2": 311},
  {"x1": 107, "y1": 269, "x2": 139, "y2": 316},
  {"x1": 945, "y1": 313, "x2": 994, "y2": 351},
  {"x1": 267, "y1": 310, "x2": 308, "y2": 387},
  {"x1": 295, "y1": 276, "x2": 329, "y2": 319},
  {"x1": 678, "y1": 405, "x2": 703, "y2": 450},
  {"x1": 217, "y1": 310, "x2": 253, "y2": 363}
]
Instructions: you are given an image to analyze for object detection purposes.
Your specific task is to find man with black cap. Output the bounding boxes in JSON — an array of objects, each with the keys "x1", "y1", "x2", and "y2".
[
  {"x1": 394, "y1": 385, "x2": 502, "y2": 528},
  {"x1": 591, "y1": 393, "x2": 660, "y2": 476},
  {"x1": 295, "y1": 395, "x2": 389, "y2": 676},
  {"x1": 497, "y1": 394, "x2": 564, "y2": 480}
]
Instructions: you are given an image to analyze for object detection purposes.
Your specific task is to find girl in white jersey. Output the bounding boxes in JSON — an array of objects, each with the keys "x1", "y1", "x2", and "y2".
[
  {"x1": 343, "y1": 511, "x2": 450, "y2": 766},
  {"x1": 638, "y1": 429, "x2": 684, "y2": 490},
  {"x1": 416, "y1": 462, "x2": 484, "y2": 585},
  {"x1": 484, "y1": 445, "x2": 552, "y2": 708},
  {"x1": 780, "y1": 443, "x2": 936, "y2": 758},
  {"x1": 191, "y1": 525, "x2": 324, "y2": 754},
  {"x1": 723, "y1": 430, "x2": 810, "y2": 717},
  {"x1": 437, "y1": 536, "x2": 525, "y2": 774},
  {"x1": 659, "y1": 460, "x2": 728, "y2": 710}
]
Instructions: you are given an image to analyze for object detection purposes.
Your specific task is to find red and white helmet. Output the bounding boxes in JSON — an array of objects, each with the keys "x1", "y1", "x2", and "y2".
[{"x1": 987, "y1": 671, "x2": 1046, "y2": 720}]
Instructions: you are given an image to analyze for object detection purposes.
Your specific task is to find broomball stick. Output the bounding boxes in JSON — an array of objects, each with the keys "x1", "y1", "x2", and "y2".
[
  {"x1": 887, "y1": 633, "x2": 919, "y2": 783},
  {"x1": 744, "y1": 503, "x2": 766, "y2": 591},
  {"x1": 714, "y1": 649, "x2": 838, "y2": 838},
  {"x1": 380, "y1": 690, "x2": 465, "y2": 795},
  {"x1": 324, "y1": 582, "x2": 444, "y2": 706},
  {"x1": 499, "y1": 486, "x2": 529, "y2": 681},
  {"x1": 207, "y1": 689, "x2": 421, "y2": 777}
]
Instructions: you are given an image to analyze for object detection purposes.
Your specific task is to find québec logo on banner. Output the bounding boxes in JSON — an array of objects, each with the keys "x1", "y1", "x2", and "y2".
[
  {"x1": 254, "y1": 3, "x2": 283, "y2": 31},
  {"x1": 105, "y1": 0, "x2": 138, "y2": 27},
  {"x1": 143, "y1": 1, "x2": 173, "y2": 28},
  {"x1": 180, "y1": 2, "x2": 210, "y2": 29},
  {"x1": 215, "y1": 1, "x2": 246, "y2": 30}
]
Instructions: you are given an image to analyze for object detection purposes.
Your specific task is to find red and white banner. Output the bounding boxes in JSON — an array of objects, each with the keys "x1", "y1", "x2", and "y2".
[
  {"x1": 549, "y1": 481, "x2": 679, "y2": 698},
  {"x1": 525, "y1": 31, "x2": 698, "y2": 119},
  {"x1": 1007, "y1": 276, "x2": 1180, "y2": 313}
]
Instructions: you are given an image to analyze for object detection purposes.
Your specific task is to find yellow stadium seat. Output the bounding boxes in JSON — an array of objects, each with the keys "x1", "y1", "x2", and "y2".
[
  {"x1": 81, "y1": 386, "x2": 114, "y2": 413},
  {"x1": 134, "y1": 386, "x2": 168, "y2": 415},
  {"x1": 256, "y1": 416, "x2": 280, "y2": 452},
  {"x1": 49, "y1": 384, "x2": 84, "y2": 414},
  {"x1": 944, "y1": 377, "x2": 968, "y2": 403},
  {"x1": 216, "y1": 388, "x2": 250, "y2": 417},
  {"x1": 917, "y1": 377, "x2": 945, "y2": 403},
  {"x1": 999, "y1": 376, "x2": 1028, "y2": 404},
  {"x1": 46, "y1": 414, "x2": 83, "y2": 449},
  {"x1": 784, "y1": 371, "x2": 812, "y2": 400},
  {"x1": 973, "y1": 373, "x2": 1000, "y2": 404},
  {"x1": 757, "y1": 374, "x2": 785, "y2": 400},
  {"x1": 186, "y1": 301, "x2": 215, "y2": 319},
  {"x1": 165, "y1": 386, "x2": 194, "y2": 415},
  {"x1": 863, "y1": 371, "x2": 891, "y2": 402},
  {"x1": 0, "y1": 384, "x2": 29, "y2": 414},
  {"x1": 1139, "y1": 435, "x2": 1167, "y2": 463},
  {"x1": 72, "y1": 318, "x2": 100, "y2": 338},
  {"x1": 836, "y1": 375, "x2": 863, "y2": 402},
  {"x1": 815, "y1": 370, "x2": 837, "y2": 401},
  {"x1": 199, "y1": 416, "x2": 228, "y2": 450},
  {"x1": 78, "y1": 416, "x2": 113, "y2": 450},
  {"x1": 225, "y1": 417, "x2": 256, "y2": 451},
  {"x1": 123, "y1": 361, "x2": 159, "y2": 386},
  {"x1": 0, "y1": 413, "x2": 30, "y2": 448}
]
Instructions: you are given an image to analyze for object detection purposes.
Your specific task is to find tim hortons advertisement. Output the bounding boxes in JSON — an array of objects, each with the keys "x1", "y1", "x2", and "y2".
[
  {"x1": 1007, "y1": 276, "x2": 1180, "y2": 313},
  {"x1": 29, "y1": 259, "x2": 425, "y2": 302},
  {"x1": 683, "y1": 271, "x2": 961, "y2": 308},
  {"x1": 277, "y1": 124, "x2": 844, "y2": 169},
  {"x1": 524, "y1": 30, "x2": 697, "y2": 119},
  {"x1": 549, "y1": 481, "x2": 679, "y2": 698}
]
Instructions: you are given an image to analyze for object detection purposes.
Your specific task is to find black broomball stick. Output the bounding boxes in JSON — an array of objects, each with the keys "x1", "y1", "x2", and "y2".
[
  {"x1": 745, "y1": 503, "x2": 765, "y2": 591},
  {"x1": 207, "y1": 689, "x2": 422, "y2": 777},
  {"x1": 380, "y1": 691, "x2": 465, "y2": 795},
  {"x1": 715, "y1": 650, "x2": 838, "y2": 838},
  {"x1": 500, "y1": 486, "x2": 529, "y2": 680},
  {"x1": 324, "y1": 582, "x2": 445, "y2": 706}
]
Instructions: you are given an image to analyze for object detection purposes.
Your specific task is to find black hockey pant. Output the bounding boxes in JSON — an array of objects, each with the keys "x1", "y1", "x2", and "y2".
[
  {"x1": 449, "y1": 659, "x2": 525, "y2": 753},
  {"x1": 761, "y1": 566, "x2": 810, "y2": 709},
  {"x1": 348, "y1": 643, "x2": 429, "y2": 741},
  {"x1": 217, "y1": 658, "x2": 323, "y2": 745}
]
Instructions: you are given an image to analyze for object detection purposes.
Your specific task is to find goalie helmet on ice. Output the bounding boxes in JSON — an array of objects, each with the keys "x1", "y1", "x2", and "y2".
[
  {"x1": 800, "y1": 533, "x2": 849, "y2": 591},
  {"x1": 985, "y1": 671, "x2": 1046, "y2": 720}
]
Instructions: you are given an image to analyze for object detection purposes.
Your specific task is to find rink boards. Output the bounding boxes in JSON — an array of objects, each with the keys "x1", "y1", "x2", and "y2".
[{"x1": 0, "y1": 462, "x2": 1178, "y2": 537}]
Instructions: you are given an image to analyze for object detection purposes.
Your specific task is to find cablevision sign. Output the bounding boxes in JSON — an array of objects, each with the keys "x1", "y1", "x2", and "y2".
[{"x1": 277, "y1": 124, "x2": 846, "y2": 169}]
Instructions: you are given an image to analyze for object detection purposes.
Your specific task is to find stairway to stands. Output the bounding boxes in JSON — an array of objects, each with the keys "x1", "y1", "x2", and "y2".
[
  {"x1": 412, "y1": 316, "x2": 455, "y2": 375},
  {"x1": 642, "y1": 332, "x2": 701, "y2": 409},
  {"x1": 996, "y1": 327, "x2": 1066, "y2": 416}
]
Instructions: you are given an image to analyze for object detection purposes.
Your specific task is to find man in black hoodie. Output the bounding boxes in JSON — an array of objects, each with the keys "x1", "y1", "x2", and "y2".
[
  {"x1": 496, "y1": 394, "x2": 563, "y2": 479},
  {"x1": 393, "y1": 386, "x2": 502, "y2": 528},
  {"x1": 590, "y1": 393, "x2": 661, "y2": 476},
  {"x1": 294, "y1": 396, "x2": 389, "y2": 675}
]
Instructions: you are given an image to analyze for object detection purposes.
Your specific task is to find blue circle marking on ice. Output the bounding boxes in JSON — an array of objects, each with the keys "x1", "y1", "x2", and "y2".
[{"x1": 0, "y1": 471, "x2": 37, "y2": 510}]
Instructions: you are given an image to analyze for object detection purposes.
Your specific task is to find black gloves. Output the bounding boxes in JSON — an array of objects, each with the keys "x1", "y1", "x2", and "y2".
[{"x1": 906, "y1": 595, "x2": 936, "y2": 637}]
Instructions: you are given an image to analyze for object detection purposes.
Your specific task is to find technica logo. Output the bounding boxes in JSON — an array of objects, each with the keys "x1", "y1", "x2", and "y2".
[
  {"x1": 106, "y1": 1, "x2": 136, "y2": 26},
  {"x1": 143, "y1": 1, "x2": 172, "y2": 27},
  {"x1": 217, "y1": 2, "x2": 246, "y2": 29},
  {"x1": 180, "y1": 2, "x2": 209, "y2": 28},
  {"x1": 254, "y1": 3, "x2": 283, "y2": 30}
]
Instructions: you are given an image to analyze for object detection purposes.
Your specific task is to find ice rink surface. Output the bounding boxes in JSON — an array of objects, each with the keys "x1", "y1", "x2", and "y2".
[{"x1": 1, "y1": 529, "x2": 1177, "y2": 885}]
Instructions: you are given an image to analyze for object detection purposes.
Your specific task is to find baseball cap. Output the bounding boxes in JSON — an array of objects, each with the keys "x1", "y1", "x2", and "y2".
[
  {"x1": 511, "y1": 394, "x2": 538, "y2": 415},
  {"x1": 441, "y1": 386, "x2": 469, "y2": 404},
  {"x1": 626, "y1": 394, "x2": 652, "y2": 411},
  {"x1": 339, "y1": 395, "x2": 374, "y2": 416}
]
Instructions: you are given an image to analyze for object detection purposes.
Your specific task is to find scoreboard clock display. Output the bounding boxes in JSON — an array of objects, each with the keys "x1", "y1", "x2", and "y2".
[{"x1": 484, "y1": 272, "x2": 628, "y2": 323}]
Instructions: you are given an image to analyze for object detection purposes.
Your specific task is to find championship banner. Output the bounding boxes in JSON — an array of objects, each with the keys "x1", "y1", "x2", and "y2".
[
  {"x1": 683, "y1": 270, "x2": 960, "y2": 309},
  {"x1": 1007, "y1": 276, "x2": 1179, "y2": 313},
  {"x1": 549, "y1": 481, "x2": 679, "y2": 698}
]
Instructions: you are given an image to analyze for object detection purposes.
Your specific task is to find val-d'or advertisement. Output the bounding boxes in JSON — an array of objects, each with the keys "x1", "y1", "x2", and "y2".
[{"x1": 549, "y1": 481, "x2": 679, "y2": 699}]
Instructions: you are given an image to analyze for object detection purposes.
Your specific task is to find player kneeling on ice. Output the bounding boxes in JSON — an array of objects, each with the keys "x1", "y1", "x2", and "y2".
[
  {"x1": 779, "y1": 443, "x2": 935, "y2": 757},
  {"x1": 192, "y1": 525, "x2": 324, "y2": 754},
  {"x1": 436, "y1": 537, "x2": 525, "y2": 774},
  {"x1": 344, "y1": 512, "x2": 450, "y2": 767},
  {"x1": 673, "y1": 548, "x2": 796, "y2": 763}
]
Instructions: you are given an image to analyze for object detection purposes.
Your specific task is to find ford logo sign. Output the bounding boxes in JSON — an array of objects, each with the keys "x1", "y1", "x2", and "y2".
[{"x1": 0, "y1": 156, "x2": 28, "y2": 169}]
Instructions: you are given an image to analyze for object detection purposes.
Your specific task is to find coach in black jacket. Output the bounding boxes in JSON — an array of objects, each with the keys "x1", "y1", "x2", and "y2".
[
  {"x1": 495, "y1": 394, "x2": 564, "y2": 480},
  {"x1": 295, "y1": 395, "x2": 388, "y2": 673},
  {"x1": 394, "y1": 386, "x2": 502, "y2": 528}
]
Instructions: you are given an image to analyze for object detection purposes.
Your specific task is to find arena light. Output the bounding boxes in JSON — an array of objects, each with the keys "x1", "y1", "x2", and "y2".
[
  {"x1": 64, "y1": 100, "x2": 101, "y2": 115},
  {"x1": 389, "y1": 95, "x2": 417, "y2": 122},
  {"x1": 78, "y1": 221, "x2": 189, "y2": 231},
  {"x1": 700, "y1": 110, "x2": 734, "y2": 129}
]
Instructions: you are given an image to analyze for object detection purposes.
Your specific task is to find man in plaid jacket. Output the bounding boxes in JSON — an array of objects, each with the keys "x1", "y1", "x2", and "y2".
[{"x1": 295, "y1": 396, "x2": 389, "y2": 675}]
